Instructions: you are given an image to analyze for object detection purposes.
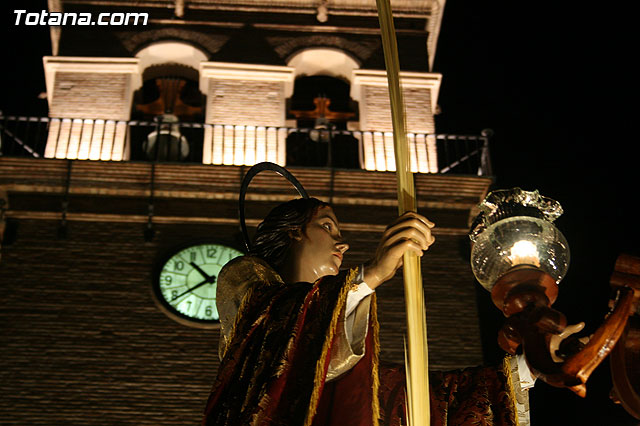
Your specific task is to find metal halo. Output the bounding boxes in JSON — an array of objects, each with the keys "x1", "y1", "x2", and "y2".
[{"x1": 239, "y1": 162, "x2": 309, "y2": 252}]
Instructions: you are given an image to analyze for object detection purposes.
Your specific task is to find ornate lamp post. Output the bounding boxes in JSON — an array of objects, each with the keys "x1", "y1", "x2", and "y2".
[{"x1": 470, "y1": 188, "x2": 635, "y2": 397}]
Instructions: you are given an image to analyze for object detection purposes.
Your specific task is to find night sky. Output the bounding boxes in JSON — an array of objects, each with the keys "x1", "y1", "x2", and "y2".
[
  {"x1": 434, "y1": 3, "x2": 636, "y2": 424},
  {"x1": 2, "y1": 1, "x2": 637, "y2": 424}
]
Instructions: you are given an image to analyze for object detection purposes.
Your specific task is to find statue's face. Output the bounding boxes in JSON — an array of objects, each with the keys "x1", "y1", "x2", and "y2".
[{"x1": 294, "y1": 206, "x2": 349, "y2": 281}]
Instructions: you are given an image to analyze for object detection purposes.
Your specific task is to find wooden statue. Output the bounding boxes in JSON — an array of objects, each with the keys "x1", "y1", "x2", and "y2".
[{"x1": 491, "y1": 262, "x2": 634, "y2": 397}]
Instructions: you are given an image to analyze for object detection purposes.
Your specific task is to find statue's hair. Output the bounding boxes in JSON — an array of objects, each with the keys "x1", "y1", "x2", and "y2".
[{"x1": 250, "y1": 197, "x2": 329, "y2": 271}]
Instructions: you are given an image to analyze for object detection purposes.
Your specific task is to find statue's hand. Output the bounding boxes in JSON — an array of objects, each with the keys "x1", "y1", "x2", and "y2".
[{"x1": 364, "y1": 212, "x2": 435, "y2": 289}]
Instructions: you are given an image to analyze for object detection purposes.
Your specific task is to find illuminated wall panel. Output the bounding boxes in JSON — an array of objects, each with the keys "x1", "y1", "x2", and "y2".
[
  {"x1": 361, "y1": 132, "x2": 437, "y2": 173},
  {"x1": 352, "y1": 70, "x2": 441, "y2": 173},
  {"x1": 199, "y1": 62, "x2": 294, "y2": 166},
  {"x1": 202, "y1": 124, "x2": 285, "y2": 166},
  {"x1": 42, "y1": 57, "x2": 140, "y2": 161},
  {"x1": 45, "y1": 119, "x2": 130, "y2": 161}
]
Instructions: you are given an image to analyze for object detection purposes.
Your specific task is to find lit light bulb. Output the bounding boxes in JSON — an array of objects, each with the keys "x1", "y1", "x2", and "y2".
[
  {"x1": 508, "y1": 240, "x2": 540, "y2": 267},
  {"x1": 469, "y1": 188, "x2": 570, "y2": 291}
]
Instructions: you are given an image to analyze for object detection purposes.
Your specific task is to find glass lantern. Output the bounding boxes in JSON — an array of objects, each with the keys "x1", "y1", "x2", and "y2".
[{"x1": 469, "y1": 188, "x2": 570, "y2": 292}]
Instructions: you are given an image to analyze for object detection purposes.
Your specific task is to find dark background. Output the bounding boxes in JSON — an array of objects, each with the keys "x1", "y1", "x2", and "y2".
[
  {"x1": 434, "y1": 3, "x2": 637, "y2": 425},
  {"x1": 2, "y1": 1, "x2": 637, "y2": 425}
]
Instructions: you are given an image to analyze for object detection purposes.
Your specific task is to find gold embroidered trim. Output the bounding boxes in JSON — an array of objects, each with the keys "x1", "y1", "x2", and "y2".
[
  {"x1": 502, "y1": 355, "x2": 520, "y2": 426},
  {"x1": 219, "y1": 257, "x2": 284, "y2": 360},
  {"x1": 304, "y1": 267, "x2": 360, "y2": 426},
  {"x1": 371, "y1": 293, "x2": 381, "y2": 426},
  {"x1": 220, "y1": 284, "x2": 255, "y2": 360}
]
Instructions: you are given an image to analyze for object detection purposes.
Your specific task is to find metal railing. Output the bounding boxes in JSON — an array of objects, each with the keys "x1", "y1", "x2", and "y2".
[{"x1": 0, "y1": 115, "x2": 492, "y2": 176}]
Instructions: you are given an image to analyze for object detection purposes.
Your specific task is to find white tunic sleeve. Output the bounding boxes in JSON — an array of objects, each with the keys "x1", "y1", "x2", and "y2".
[
  {"x1": 345, "y1": 282, "x2": 374, "y2": 345},
  {"x1": 324, "y1": 272, "x2": 374, "y2": 382}
]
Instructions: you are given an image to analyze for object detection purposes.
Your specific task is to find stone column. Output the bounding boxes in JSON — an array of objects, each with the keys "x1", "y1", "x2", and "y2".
[
  {"x1": 43, "y1": 57, "x2": 142, "y2": 161},
  {"x1": 351, "y1": 70, "x2": 442, "y2": 173},
  {"x1": 199, "y1": 62, "x2": 295, "y2": 166}
]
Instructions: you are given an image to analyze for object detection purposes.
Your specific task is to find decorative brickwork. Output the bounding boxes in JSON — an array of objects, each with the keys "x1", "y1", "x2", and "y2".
[
  {"x1": 49, "y1": 72, "x2": 131, "y2": 120},
  {"x1": 267, "y1": 35, "x2": 380, "y2": 64},
  {"x1": 204, "y1": 79, "x2": 287, "y2": 126},
  {"x1": 117, "y1": 28, "x2": 230, "y2": 58},
  {"x1": 44, "y1": 57, "x2": 142, "y2": 121}
]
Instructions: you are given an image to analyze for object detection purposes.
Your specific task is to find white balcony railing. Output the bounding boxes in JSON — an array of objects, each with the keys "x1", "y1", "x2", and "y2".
[{"x1": 0, "y1": 115, "x2": 492, "y2": 176}]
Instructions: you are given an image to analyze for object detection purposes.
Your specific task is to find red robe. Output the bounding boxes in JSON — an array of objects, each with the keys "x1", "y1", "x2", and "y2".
[{"x1": 203, "y1": 257, "x2": 518, "y2": 426}]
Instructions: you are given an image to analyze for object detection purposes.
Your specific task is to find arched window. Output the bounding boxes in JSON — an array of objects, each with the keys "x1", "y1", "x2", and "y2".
[
  {"x1": 131, "y1": 42, "x2": 207, "y2": 162},
  {"x1": 131, "y1": 64, "x2": 204, "y2": 162},
  {"x1": 286, "y1": 75, "x2": 360, "y2": 168},
  {"x1": 285, "y1": 49, "x2": 361, "y2": 168}
]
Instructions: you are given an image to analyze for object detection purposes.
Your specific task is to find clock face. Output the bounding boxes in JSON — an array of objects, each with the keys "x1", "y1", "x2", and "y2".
[{"x1": 153, "y1": 243, "x2": 243, "y2": 328}]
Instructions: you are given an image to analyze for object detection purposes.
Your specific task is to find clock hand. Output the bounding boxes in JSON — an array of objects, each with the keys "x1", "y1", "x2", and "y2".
[
  {"x1": 190, "y1": 262, "x2": 212, "y2": 280},
  {"x1": 172, "y1": 274, "x2": 217, "y2": 301}
]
